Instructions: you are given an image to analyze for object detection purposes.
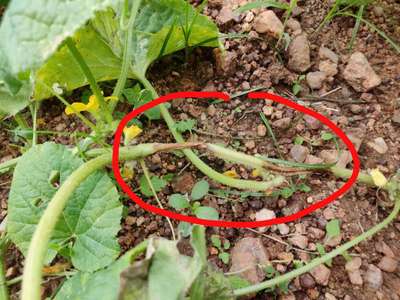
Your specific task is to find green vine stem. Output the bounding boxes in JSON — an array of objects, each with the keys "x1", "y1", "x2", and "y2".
[
  {"x1": 139, "y1": 76, "x2": 286, "y2": 191},
  {"x1": 110, "y1": 0, "x2": 142, "y2": 112},
  {"x1": 65, "y1": 37, "x2": 113, "y2": 124},
  {"x1": 0, "y1": 238, "x2": 9, "y2": 300},
  {"x1": 234, "y1": 194, "x2": 400, "y2": 296},
  {"x1": 20, "y1": 142, "x2": 199, "y2": 300}
]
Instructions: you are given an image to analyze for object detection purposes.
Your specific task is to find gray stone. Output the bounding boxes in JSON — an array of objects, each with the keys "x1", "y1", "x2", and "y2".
[
  {"x1": 365, "y1": 264, "x2": 383, "y2": 289},
  {"x1": 253, "y1": 10, "x2": 283, "y2": 38},
  {"x1": 306, "y1": 71, "x2": 327, "y2": 89},
  {"x1": 288, "y1": 34, "x2": 311, "y2": 73},
  {"x1": 290, "y1": 144, "x2": 310, "y2": 163}
]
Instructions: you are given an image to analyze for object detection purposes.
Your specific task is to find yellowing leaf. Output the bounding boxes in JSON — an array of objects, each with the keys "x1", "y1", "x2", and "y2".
[
  {"x1": 370, "y1": 169, "x2": 387, "y2": 187},
  {"x1": 122, "y1": 163, "x2": 135, "y2": 180},
  {"x1": 252, "y1": 169, "x2": 261, "y2": 177},
  {"x1": 223, "y1": 169, "x2": 239, "y2": 179},
  {"x1": 123, "y1": 125, "x2": 142, "y2": 144}
]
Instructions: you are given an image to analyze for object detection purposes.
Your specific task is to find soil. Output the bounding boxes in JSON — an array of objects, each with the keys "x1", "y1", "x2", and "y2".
[{"x1": 1, "y1": 0, "x2": 400, "y2": 299}]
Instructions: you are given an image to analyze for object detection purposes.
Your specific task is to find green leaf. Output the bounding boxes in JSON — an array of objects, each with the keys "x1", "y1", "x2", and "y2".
[
  {"x1": 234, "y1": 0, "x2": 289, "y2": 13},
  {"x1": 191, "y1": 180, "x2": 209, "y2": 200},
  {"x1": 280, "y1": 187, "x2": 295, "y2": 199},
  {"x1": 292, "y1": 83, "x2": 302, "y2": 96},
  {"x1": 139, "y1": 175, "x2": 167, "y2": 197},
  {"x1": 223, "y1": 240, "x2": 230, "y2": 250},
  {"x1": 218, "y1": 252, "x2": 230, "y2": 264},
  {"x1": 7, "y1": 143, "x2": 122, "y2": 272},
  {"x1": 178, "y1": 221, "x2": 192, "y2": 238},
  {"x1": 316, "y1": 243, "x2": 332, "y2": 267},
  {"x1": 298, "y1": 183, "x2": 311, "y2": 193},
  {"x1": 227, "y1": 275, "x2": 251, "y2": 290},
  {"x1": 294, "y1": 136, "x2": 304, "y2": 145},
  {"x1": 174, "y1": 119, "x2": 197, "y2": 133},
  {"x1": 148, "y1": 239, "x2": 203, "y2": 300},
  {"x1": 0, "y1": 0, "x2": 120, "y2": 73},
  {"x1": 123, "y1": 85, "x2": 161, "y2": 120},
  {"x1": 210, "y1": 235, "x2": 221, "y2": 249},
  {"x1": 32, "y1": 0, "x2": 220, "y2": 100},
  {"x1": 55, "y1": 251, "x2": 136, "y2": 300},
  {"x1": 190, "y1": 225, "x2": 207, "y2": 265},
  {"x1": 169, "y1": 193, "x2": 190, "y2": 210},
  {"x1": 33, "y1": 23, "x2": 124, "y2": 100},
  {"x1": 326, "y1": 219, "x2": 341, "y2": 238},
  {"x1": 194, "y1": 206, "x2": 219, "y2": 220},
  {"x1": 321, "y1": 132, "x2": 334, "y2": 141}
]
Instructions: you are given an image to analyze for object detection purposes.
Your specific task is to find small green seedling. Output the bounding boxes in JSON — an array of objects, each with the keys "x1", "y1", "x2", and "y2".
[
  {"x1": 173, "y1": 118, "x2": 197, "y2": 133},
  {"x1": 139, "y1": 175, "x2": 168, "y2": 197},
  {"x1": 169, "y1": 180, "x2": 219, "y2": 220},
  {"x1": 210, "y1": 234, "x2": 231, "y2": 264},
  {"x1": 273, "y1": 182, "x2": 311, "y2": 199},
  {"x1": 264, "y1": 265, "x2": 290, "y2": 294},
  {"x1": 292, "y1": 75, "x2": 305, "y2": 96}
]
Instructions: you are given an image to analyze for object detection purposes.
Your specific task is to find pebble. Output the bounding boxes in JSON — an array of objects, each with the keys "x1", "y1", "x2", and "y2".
[
  {"x1": 207, "y1": 105, "x2": 216, "y2": 116},
  {"x1": 323, "y1": 208, "x2": 336, "y2": 220},
  {"x1": 378, "y1": 256, "x2": 398, "y2": 273},
  {"x1": 277, "y1": 223, "x2": 290, "y2": 235},
  {"x1": 286, "y1": 18, "x2": 302, "y2": 33},
  {"x1": 253, "y1": 10, "x2": 284, "y2": 38},
  {"x1": 345, "y1": 257, "x2": 362, "y2": 272},
  {"x1": 343, "y1": 52, "x2": 382, "y2": 92},
  {"x1": 306, "y1": 71, "x2": 326, "y2": 90},
  {"x1": 350, "y1": 104, "x2": 363, "y2": 114},
  {"x1": 373, "y1": 6, "x2": 384, "y2": 17},
  {"x1": 308, "y1": 227, "x2": 325, "y2": 239},
  {"x1": 257, "y1": 124, "x2": 267, "y2": 137},
  {"x1": 304, "y1": 114, "x2": 321, "y2": 130},
  {"x1": 216, "y1": 6, "x2": 234, "y2": 24},
  {"x1": 288, "y1": 34, "x2": 311, "y2": 73},
  {"x1": 319, "y1": 60, "x2": 338, "y2": 77},
  {"x1": 325, "y1": 293, "x2": 337, "y2": 300},
  {"x1": 288, "y1": 235, "x2": 308, "y2": 249},
  {"x1": 290, "y1": 144, "x2": 309, "y2": 163},
  {"x1": 365, "y1": 264, "x2": 383, "y2": 290},
  {"x1": 392, "y1": 110, "x2": 400, "y2": 124},
  {"x1": 300, "y1": 273, "x2": 316, "y2": 288},
  {"x1": 319, "y1": 46, "x2": 339, "y2": 63},
  {"x1": 319, "y1": 150, "x2": 338, "y2": 164},
  {"x1": 305, "y1": 155, "x2": 324, "y2": 164},
  {"x1": 310, "y1": 264, "x2": 331, "y2": 286},
  {"x1": 348, "y1": 269, "x2": 363, "y2": 286},
  {"x1": 375, "y1": 241, "x2": 395, "y2": 258},
  {"x1": 273, "y1": 117, "x2": 291, "y2": 129},
  {"x1": 229, "y1": 237, "x2": 269, "y2": 284},
  {"x1": 245, "y1": 140, "x2": 256, "y2": 150},
  {"x1": 263, "y1": 105, "x2": 273, "y2": 116},
  {"x1": 255, "y1": 209, "x2": 276, "y2": 232},
  {"x1": 367, "y1": 137, "x2": 388, "y2": 154}
]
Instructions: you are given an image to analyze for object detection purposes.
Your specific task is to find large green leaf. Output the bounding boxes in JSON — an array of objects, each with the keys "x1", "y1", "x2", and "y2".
[
  {"x1": 7, "y1": 142, "x2": 122, "y2": 272},
  {"x1": 33, "y1": 0, "x2": 219, "y2": 100},
  {"x1": 0, "y1": 0, "x2": 121, "y2": 73}
]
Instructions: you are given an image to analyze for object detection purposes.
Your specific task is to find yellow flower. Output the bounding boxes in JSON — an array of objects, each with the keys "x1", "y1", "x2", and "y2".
[
  {"x1": 251, "y1": 169, "x2": 261, "y2": 177},
  {"x1": 223, "y1": 169, "x2": 239, "y2": 178},
  {"x1": 123, "y1": 125, "x2": 142, "y2": 144},
  {"x1": 65, "y1": 95, "x2": 118, "y2": 115},
  {"x1": 370, "y1": 169, "x2": 387, "y2": 187}
]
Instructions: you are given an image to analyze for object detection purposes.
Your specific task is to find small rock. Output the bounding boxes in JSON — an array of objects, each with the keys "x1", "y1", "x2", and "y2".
[
  {"x1": 257, "y1": 124, "x2": 267, "y2": 137},
  {"x1": 136, "y1": 216, "x2": 145, "y2": 226},
  {"x1": 378, "y1": 256, "x2": 398, "y2": 273},
  {"x1": 216, "y1": 6, "x2": 234, "y2": 24},
  {"x1": 286, "y1": 18, "x2": 302, "y2": 33},
  {"x1": 207, "y1": 105, "x2": 216, "y2": 116},
  {"x1": 325, "y1": 293, "x2": 337, "y2": 300},
  {"x1": 319, "y1": 46, "x2": 339, "y2": 64},
  {"x1": 253, "y1": 10, "x2": 284, "y2": 38},
  {"x1": 279, "y1": 293, "x2": 296, "y2": 300},
  {"x1": 308, "y1": 227, "x2": 325, "y2": 239},
  {"x1": 214, "y1": 49, "x2": 237, "y2": 75},
  {"x1": 373, "y1": 6, "x2": 384, "y2": 17},
  {"x1": 343, "y1": 52, "x2": 382, "y2": 92},
  {"x1": 304, "y1": 114, "x2": 321, "y2": 130},
  {"x1": 273, "y1": 117, "x2": 291, "y2": 129},
  {"x1": 319, "y1": 150, "x2": 338, "y2": 164},
  {"x1": 263, "y1": 105, "x2": 273, "y2": 116},
  {"x1": 288, "y1": 235, "x2": 308, "y2": 249},
  {"x1": 288, "y1": 34, "x2": 311, "y2": 73},
  {"x1": 245, "y1": 140, "x2": 256, "y2": 150},
  {"x1": 290, "y1": 144, "x2": 310, "y2": 163},
  {"x1": 337, "y1": 150, "x2": 352, "y2": 168},
  {"x1": 348, "y1": 270, "x2": 363, "y2": 286},
  {"x1": 324, "y1": 234, "x2": 342, "y2": 247},
  {"x1": 350, "y1": 104, "x2": 363, "y2": 114},
  {"x1": 310, "y1": 264, "x2": 331, "y2": 286},
  {"x1": 305, "y1": 155, "x2": 324, "y2": 164},
  {"x1": 229, "y1": 238, "x2": 269, "y2": 284},
  {"x1": 255, "y1": 209, "x2": 276, "y2": 232},
  {"x1": 365, "y1": 264, "x2": 383, "y2": 290},
  {"x1": 367, "y1": 137, "x2": 388, "y2": 154},
  {"x1": 323, "y1": 208, "x2": 336, "y2": 220},
  {"x1": 375, "y1": 241, "x2": 395, "y2": 258},
  {"x1": 346, "y1": 132, "x2": 363, "y2": 151},
  {"x1": 345, "y1": 257, "x2": 362, "y2": 272},
  {"x1": 392, "y1": 110, "x2": 400, "y2": 124},
  {"x1": 277, "y1": 223, "x2": 290, "y2": 235},
  {"x1": 300, "y1": 273, "x2": 316, "y2": 288},
  {"x1": 306, "y1": 71, "x2": 327, "y2": 90},
  {"x1": 319, "y1": 60, "x2": 338, "y2": 77}
]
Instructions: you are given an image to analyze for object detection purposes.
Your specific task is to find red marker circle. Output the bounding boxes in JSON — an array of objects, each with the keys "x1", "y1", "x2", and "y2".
[{"x1": 112, "y1": 92, "x2": 360, "y2": 228}]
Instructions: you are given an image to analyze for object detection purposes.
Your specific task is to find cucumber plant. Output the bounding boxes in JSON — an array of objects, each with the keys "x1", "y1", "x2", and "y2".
[{"x1": 0, "y1": 1, "x2": 399, "y2": 300}]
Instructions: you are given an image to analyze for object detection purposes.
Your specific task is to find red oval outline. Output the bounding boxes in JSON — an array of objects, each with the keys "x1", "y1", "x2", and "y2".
[{"x1": 112, "y1": 91, "x2": 360, "y2": 228}]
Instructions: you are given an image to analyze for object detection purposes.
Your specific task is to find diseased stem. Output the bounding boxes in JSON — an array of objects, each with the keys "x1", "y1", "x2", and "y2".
[
  {"x1": 139, "y1": 159, "x2": 176, "y2": 240},
  {"x1": 20, "y1": 143, "x2": 199, "y2": 300},
  {"x1": 139, "y1": 76, "x2": 285, "y2": 191},
  {"x1": 234, "y1": 195, "x2": 400, "y2": 296},
  {"x1": 110, "y1": 0, "x2": 142, "y2": 111},
  {"x1": 65, "y1": 37, "x2": 112, "y2": 124}
]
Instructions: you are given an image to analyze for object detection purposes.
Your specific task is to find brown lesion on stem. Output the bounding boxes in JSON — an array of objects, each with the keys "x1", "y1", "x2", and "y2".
[{"x1": 153, "y1": 142, "x2": 204, "y2": 152}]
